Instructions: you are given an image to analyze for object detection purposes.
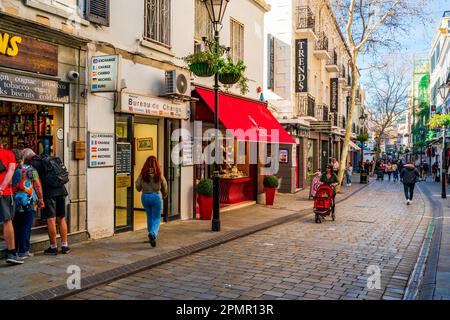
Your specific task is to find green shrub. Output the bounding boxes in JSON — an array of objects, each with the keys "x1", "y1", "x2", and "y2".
[
  {"x1": 356, "y1": 133, "x2": 369, "y2": 143},
  {"x1": 197, "y1": 179, "x2": 213, "y2": 196},
  {"x1": 263, "y1": 175, "x2": 279, "y2": 189}
]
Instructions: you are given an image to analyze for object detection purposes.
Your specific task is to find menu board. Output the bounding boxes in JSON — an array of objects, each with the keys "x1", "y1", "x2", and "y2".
[
  {"x1": 182, "y1": 137, "x2": 194, "y2": 166},
  {"x1": 88, "y1": 132, "x2": 114, "y2": 168},
  {"x1": 116, "y1": 142, "x2": 132, "y2": 174}
]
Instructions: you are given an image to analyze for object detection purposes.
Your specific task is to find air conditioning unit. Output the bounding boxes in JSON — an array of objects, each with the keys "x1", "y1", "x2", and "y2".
[{"x1": 165, "y1": 70, "x2": 190, "y2": 96}]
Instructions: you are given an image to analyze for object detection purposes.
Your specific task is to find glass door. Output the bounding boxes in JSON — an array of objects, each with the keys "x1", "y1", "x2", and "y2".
[
  {"x1": 115, "y1": 115, "x2": 133, "y2": 233},
  {"x1": 164, "y1": 119, "x2": 181, "y2": 221}
]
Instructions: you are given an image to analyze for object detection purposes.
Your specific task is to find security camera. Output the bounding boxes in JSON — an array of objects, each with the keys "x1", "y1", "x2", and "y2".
[{"x1": 67, "y1": 71, "x2": 80, "y2": 81}]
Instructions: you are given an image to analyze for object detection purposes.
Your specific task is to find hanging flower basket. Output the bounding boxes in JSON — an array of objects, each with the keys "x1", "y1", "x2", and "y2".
[
  {"x1": 218, "y1": 72, "x2": 242, "y2": 85},
  {"x1": 189, "y1": 63, "x2": 217, "y2": 78}
]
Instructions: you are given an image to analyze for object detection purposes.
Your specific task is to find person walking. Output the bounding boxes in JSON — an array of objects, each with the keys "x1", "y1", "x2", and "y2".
[
  {"x1": 401, "y1": 161, "x2": 420, "y2": 206},
  {"x1": 136, "y1": 156, "x2": 168, "y2": 248},
  {"x1": 0, "y1": 145, "x2": 23, "y2": 265},
  {"x1": 422, "y1": 162, "x2": 429, "y2": 181},
  {"x1": 345, "y1": 162, "x2": 353, "y2": 187},
  {"x1": 432, "y1": 162, "x2": 439, "y2": 182},
  {"x1": 23, "y1": 149, "x2": 70, "y2": 255},
  {"x1": 11, "y1": 150, "x2": 44, "y2": 259},
  {"x1": 320, "y1": 165, "x2": 339, "y2": 212},
  {"x1": 332, "y1": 158, "x2": 340, "y2": 176},
  {"x1": 386, "y1": 161, "x2": 394, "y2": 181},
  {"x1": 392, "y1": 162, "x2": 399, "y2": 182}
]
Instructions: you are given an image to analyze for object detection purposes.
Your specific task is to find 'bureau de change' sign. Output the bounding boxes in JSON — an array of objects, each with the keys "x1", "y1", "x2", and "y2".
[{"x1": 0, "y1": 71, "x2": 69, "y2": 104}]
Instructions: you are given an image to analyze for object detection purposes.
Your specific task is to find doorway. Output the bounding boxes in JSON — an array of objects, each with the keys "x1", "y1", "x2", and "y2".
[{"x1": 164, "y1": 119, "x2": 181, "y2": 221}]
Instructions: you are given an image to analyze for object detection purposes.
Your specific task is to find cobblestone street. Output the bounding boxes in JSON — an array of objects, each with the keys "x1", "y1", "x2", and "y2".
[{"x1": 68, "y1": 181, "x2": 429, "y2": 300}]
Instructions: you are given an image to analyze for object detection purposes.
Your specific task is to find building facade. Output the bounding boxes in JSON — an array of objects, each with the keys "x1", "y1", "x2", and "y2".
[
  {"x1": 0, "y1": 0, "x2": 272, "y2": 242},
  {"x1": 264, "y1": 0, "x2": 365, "y2": 191}
]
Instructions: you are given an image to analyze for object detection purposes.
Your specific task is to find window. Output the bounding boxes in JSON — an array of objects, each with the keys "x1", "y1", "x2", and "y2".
[
  {"x1": 144, "y1": 0, "x2": 171, "y2": 47},
  {"x1": 195, "y1": 0, "x2": 213, "y2": 41},
  {"x1": 230, "y1": 18, "x2": 244, "y2": 62},
  {"x1": 35, "y1": 0, "x2": 78, "y2": 10}
]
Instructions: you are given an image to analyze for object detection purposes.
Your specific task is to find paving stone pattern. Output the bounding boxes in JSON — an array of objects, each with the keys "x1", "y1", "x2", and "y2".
[{"x1": 69, "y1": 181, "x2": 429, "y2": 300}]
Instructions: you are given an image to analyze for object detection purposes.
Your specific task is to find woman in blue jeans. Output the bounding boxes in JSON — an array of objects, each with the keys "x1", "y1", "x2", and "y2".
[{"x1": 136, "y1": 156, "x2": 168, "y2": 247}]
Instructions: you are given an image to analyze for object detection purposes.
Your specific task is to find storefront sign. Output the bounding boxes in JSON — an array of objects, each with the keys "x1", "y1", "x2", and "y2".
[
  {"x1": 119, "y1": 93, "x2": 190, "y2": 120},
  {"x1": 330, "y1": 78, "x2": 339, "y2": 112},
  {"x1": 0, "y1": 71, "x2": 69, "y2": 104},
  {"x1": 116, "y1": 175, "x2": 131, "y2": 188},
  {"x1": 0, "y1": 32, "x2": 58, "y2": 76},
  {"x1": 116, "y1": 142, "x2": 132, "y2": 174},
  {"x1": 90, "y1": 55, "x2": 120, "y2": 92},
  {"x1": 88, "y1": 132, "x2": 115, "y2": 168},
  {"x1": 295, "y1": 39, "x2": 308, "y2": 93}
]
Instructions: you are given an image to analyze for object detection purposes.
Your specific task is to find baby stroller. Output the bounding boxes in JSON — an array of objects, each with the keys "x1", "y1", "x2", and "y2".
[
  {"x1": 313, "y1": 185, "x2": 335, "y2": 224},
  {"x1": 376, "y1": 168, "x2": 385, "y2": 181}
]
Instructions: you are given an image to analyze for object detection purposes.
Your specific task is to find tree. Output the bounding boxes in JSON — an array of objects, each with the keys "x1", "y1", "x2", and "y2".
[
  {"x1": 330, "y1": 0, "x2": 427, "y2": 191},
  {"x1": 367, "y1": 58, "x2": 409, "y2": 170}
]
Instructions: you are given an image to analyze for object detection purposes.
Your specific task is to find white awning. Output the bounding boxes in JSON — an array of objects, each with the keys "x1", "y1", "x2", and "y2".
[{"x1": 349, "y1": 140, "x2": 362, "y2": 151}]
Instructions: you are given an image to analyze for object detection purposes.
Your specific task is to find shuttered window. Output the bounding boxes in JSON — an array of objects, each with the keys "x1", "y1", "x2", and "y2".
[
  {"x1": 144, "y1": 0, "x2": 171, "y2": 47},
  {"x1": 85, "y1": 0, "x2": 110, "y2": 26},
  {"x1": 230, "y1": 18, "x2": 244, "y2": 63},
  {"x1": 194, "y1": 0, "x2": 213, "y2": 41}
]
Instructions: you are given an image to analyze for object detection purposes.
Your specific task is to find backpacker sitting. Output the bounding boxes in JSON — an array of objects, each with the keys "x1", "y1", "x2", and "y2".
[{"x1": 11, "y1": 150, "x2": 44, "y2": 259}]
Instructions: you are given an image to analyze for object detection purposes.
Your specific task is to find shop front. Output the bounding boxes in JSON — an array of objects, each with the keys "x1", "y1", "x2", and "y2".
[
  {"x1": 113, "y1": 92, "x2": 189, "y2": 233},
  {"x1": 192, "y1": 86, "x2": 295, "y2": 210},
  {"x1": 0, "y1": 22, "x2": 88, "y2": 246}
]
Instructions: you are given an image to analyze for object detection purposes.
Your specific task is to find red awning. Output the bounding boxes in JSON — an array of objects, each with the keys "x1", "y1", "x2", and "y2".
[{"x1": 194, "y1": 88, "x2": 296, "y2": 144}]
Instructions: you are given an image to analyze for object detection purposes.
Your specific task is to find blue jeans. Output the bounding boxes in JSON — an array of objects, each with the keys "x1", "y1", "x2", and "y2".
[
  {"x1": 141, "y1": 193, "x2": 163, "y2": 239},
  {"x1": 393, "y1": 171, "x2": 399, "y2": 181},
  {"x1": 345, "y1": 171, "x2": 352, "y2": 184},
  {"x1": 13, "y1": 209, "x2": 35, "y2": 254}
]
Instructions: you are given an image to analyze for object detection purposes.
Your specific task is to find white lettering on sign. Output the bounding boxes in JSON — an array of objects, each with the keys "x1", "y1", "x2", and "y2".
[
  {"x1": 119, "y1": 93, "x2": 190, "y2": 120},
  {"x1": 88, "y1": 132, "x2": 115, "y2": 168},
  {"x1": 90, "y1": 55, "x2": 120, "y2": 92}
]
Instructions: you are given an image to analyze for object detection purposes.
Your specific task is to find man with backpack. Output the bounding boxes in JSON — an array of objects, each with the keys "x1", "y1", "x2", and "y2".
[{"x1": 23, "y1": 149, "x2": 70, "y2": 255}]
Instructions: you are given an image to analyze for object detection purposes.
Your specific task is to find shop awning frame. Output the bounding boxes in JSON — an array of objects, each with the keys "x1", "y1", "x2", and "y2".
[{"x1": 194, "y1": 87, "x2": 296, "y2": 144}]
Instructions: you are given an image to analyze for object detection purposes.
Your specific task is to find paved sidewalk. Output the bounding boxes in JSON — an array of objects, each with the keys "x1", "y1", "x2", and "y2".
[
  {"x1": 416, "y1": 181, "x2": 450, "y2": 300},
  {"x1": 0, "y1": 180, "x2": 368, "y2": 300}
]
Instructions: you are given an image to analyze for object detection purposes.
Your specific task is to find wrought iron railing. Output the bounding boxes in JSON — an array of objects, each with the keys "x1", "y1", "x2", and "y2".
[
  {"x1": 315, "y1": 31, "x2": 328, "y2": 51},
  {"x1": 298, "y1": 94, "x2": 316, "y2": 117},
  {"x1": 327, "y1": 49, "x2": 338, "y2": 66},
  {"x1": 317, "y1": 104, "x2": 329, "y2": 122},
  {"x1": 296, "y1": 6, "x2": 315, "y2": 31}
]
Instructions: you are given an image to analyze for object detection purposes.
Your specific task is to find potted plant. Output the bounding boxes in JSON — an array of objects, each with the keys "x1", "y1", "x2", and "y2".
[
  {"x1": 197, "y1": 179, "x2": 214, "y2": 220},
  {"x1": 182, "y1": 44, "x2": 224, "y2": 78},
  {"x1": 356, "y1": 133, "x2": 370, "y2": 143},
  {"x1": 263, "y1": 175, "x2": 279, "y2": 206},
  {"x1": 218, "y1": 56, "x2": 246, "y2": 85}
]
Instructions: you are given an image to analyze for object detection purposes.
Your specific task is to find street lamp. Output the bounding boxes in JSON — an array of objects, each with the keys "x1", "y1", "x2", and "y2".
[
  {"x1": 202, "y1": 0, "x2": 230, "y2": 232},
  {"x1": 438, "y1": 75, "x2": 450, "y2": 199}
]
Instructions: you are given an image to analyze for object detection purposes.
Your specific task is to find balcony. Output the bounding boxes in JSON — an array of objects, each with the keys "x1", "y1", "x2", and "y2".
[
  {"x1": 326, "y1": 49, "x2": 339, "y2": 73},
  {"x1": 330, "y1": 112, "x2": 338, "y2": 127},
  {"x1": 297, "y1": 93, "x2": 316, "y2": 119},
  {"x1": 314, "y1": 31, "x2": 330, "y2": 60},
  {"x1": 317, "y1": 104, "x2": 330, "y2": 122},
  {"x1": 295, "y1": 6, "x2": 317, "y2": 40}
]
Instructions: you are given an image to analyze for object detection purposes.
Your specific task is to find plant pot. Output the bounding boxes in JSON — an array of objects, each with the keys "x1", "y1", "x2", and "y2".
[
  {"x1": 189, "y1": 63, "x2": 217, "y2": 77},
  {"x1": 265, "y1": 187, "x2": 276, "y2": 206},
  {"x1": 198, "y1": 194, "x2": 213, "y2": 220},
  {"x1": 218, "y1": 72, "x2": 241, "y2": 85}
]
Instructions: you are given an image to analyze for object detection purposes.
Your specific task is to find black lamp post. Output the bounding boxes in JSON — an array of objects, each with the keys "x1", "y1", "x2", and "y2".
[
  {"x1": 358, "y1": 113, "x2": 367, "y2": 183},
  {"x1": 202, "y1": 0, "x2": 230, "y2": 232},
  {"x1": 439, "y1": 76, "x2": 450, "y2": 199}
]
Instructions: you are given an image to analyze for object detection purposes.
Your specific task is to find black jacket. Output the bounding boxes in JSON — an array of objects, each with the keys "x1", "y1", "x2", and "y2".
[{"x1": 401, "y1": 165, "x2": 420, "y2": 184}]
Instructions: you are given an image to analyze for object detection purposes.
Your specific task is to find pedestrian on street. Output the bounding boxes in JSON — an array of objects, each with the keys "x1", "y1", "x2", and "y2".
[
  {"x1": 23, "y1": 149, "x2": 71, "y2": 255},
  {"x1": 11, "y1": 150, "x2": 44, "y2": 259},
  {"x1": 136, "y1": 156, "x2": 168, "y2": 248},
  {"x1": 320, "y1": 165, "x2": 339, "y2": 210},
  {"x1": 386, "y1": 161, "x2": 394, "y2": 181},
  {"x1": 401, "y1": 161, "x2": 420, "y2": 206},
  {"x1": 345, "y1": 162, "x2": 353, "y2": 187},
  {"x1": 332, "y1": 158, "x2": 340, "y2": 176},
  {"x1": 392, "y1": 162, "x2": 399, "y2": 182},
  {"x1": 432, "y1": 162, "x2": 439, "y2": 182},
  {"x1": 422, "y1": 162, "x2": 429, "y2": 181},
  {"x1": 0, "y1": 145, "x2": 23, "y2": 265}
]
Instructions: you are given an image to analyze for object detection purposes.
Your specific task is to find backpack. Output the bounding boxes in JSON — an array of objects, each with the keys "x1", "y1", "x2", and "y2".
[
  {"x1": 12, "y1": 165, "x2": 37, "y2": 210},
  {"x1": 40, "y1": 155, "x2": 69, "y2": 188}
]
